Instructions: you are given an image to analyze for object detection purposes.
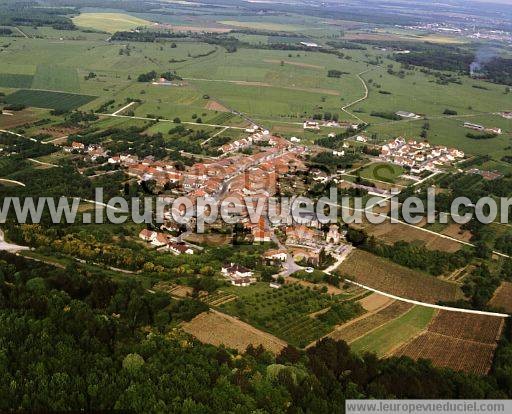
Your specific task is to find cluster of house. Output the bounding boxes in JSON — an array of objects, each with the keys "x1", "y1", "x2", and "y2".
[
  {"x1": 463, "y1": 122, "x2": 502, "y2": 135},
  {"x1": 219, "y1": 130, "x2": 271, "y2": 154},
  {"x1": 138, "y1": 229, "x2": 194, "y2": 255},
  {"x1": 303, "y1": 120, "x2": 360, "y2": 130},
  {"x1": 65, "y1": 142, "x2": 109, "y2": 161},
  {"x1": 467, "y1": 168, "x2": 504, "y2": 181},
  {"x1": 380, "y1": 137, "x2": 464, "y2": 173},
  {"x1": 499, "y1": 112, "x2": 512, "y2": 120}
]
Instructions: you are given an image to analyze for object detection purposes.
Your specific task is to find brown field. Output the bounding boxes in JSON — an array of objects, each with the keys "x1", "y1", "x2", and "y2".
[
  {"x1": 338, "y1": 250, "x2": 464, "y2": 303},
  {"x1": 182, "y1": 310, "x2": 287, "y2": 354},
  {"x1": 205, "y1": 100, "x2": 230, "y2": 112},
  {"x1": 358, "y1": 292, "x2": 394, "y2": 312},
  {"x1": 39, "y1": 126, "x2": 81, "y2": 139},
  {"x1": 441, "y1": 223, "x2": 473, "y2": 243},
  {"x1": 428, "y1": 311, "x2": 504, "y2": 344},
  {"x1": 363, "y1": 221, "x2": 462, "y2": 253},
  {"x1": 489, "y1": 282, "x2": 512, "y2": 313},
  {"x1": 395, "y1": 332, "x2": 497, "y2": 375},
  {"x1": 0, "y1": 109, "x2": 42, "y2": 129},
  {"x1": 393, "y1": 310, "x2": 505, "y2": 375},
  {"x1": 153, "y1": 281, "x2": 193, "y2": 298},
  {"x1": 183, "y1": 232, "x2": 231, "y2": 246},
  {"x1": 329, "y1": 301, "x2": 413, "y2": 343}
]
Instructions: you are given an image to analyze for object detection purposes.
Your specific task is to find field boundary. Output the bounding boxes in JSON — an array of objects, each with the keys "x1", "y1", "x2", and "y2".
[{"x1": 344, "y1": 279, "x2": 510, "y2": 318}]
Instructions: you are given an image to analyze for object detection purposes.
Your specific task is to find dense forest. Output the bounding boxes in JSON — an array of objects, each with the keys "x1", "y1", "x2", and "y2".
[
  {"x1": 1, "y1": 252, "x2": 512, "y2": 412},
  {"x1": 0, "y1": 1, "x2": 77, "y2": 29}
]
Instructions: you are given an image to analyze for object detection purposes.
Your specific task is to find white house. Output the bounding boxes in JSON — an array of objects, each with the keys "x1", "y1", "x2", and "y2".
[
  {"x1": 303, "y1": 121, "x2": 320, "y2": 130},
  {"x1": 264, "y1": 249, "x2": 288, "y2": 262},
  {"x1": 166, "y1": 242, "x2": 194, "y2": 255},
  {"x1": 221, "y1": 263, "x2": 253, "y2": 278}
]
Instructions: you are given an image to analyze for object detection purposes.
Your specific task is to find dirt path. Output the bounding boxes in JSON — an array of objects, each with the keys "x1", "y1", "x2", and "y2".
[{"x1": 341, "y1": 68, "x2": 375, "y2": 123}]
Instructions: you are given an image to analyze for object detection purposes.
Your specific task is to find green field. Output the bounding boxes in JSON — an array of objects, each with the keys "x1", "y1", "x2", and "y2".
[
  {"x1": 351, "y1": 305, "x2": 435, "y2": 356},
  {"x1": 0, "y1": 73, "x2": 33, "y2": 88},
  {"x1": 31, "y1": 64, "x2": 80, "y2": 93},
  {"x1": 5, "y1": 89, "x2": 97, "y2": 111}
]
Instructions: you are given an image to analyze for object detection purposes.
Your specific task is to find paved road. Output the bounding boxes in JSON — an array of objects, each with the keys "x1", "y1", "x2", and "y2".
[{"x1": 343, "y1": 278, "x2": 509, "y2": 318}]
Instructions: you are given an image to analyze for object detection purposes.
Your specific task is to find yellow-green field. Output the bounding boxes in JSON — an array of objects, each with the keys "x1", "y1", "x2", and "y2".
[{"x1": 72, "y1": 13, "x2": 153, "y2": 33}]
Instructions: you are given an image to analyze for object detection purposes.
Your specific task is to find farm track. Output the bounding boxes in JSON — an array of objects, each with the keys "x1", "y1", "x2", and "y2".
[{"x1": 340, "y1": 68, "x2": 375, "y2": 123}]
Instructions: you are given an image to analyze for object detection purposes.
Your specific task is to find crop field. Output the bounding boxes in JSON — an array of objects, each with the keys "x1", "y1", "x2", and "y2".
[
  {"x1": 396, "y1": 332, "x2": 497, "y2": 375},
  {"x1": 338, "y1": 250, "x2": 464, "y2": 303},
  {"x1": 428, "y1": 311, "x2": 505, "y2": 343},
  {"x1": 5, "y1": 89, "x2": 97, "y2": 111},
  {"x1": 202, "y1": 291, "x2": 238, "y2": 307},
  {"x1": 220, "y1": 283, "x2": 358, "y2": 347},
  {"x1": 394, "y1": 311, "x2": 505, "y2": 374},
  {"x1": 182, "y1": 310, "x2": 287, "y2": 354},
  {"x1": 31, "y1": 64, "x2": 80, "y2": 93},
  {"x1": 350, "y1": 306, "x2": 435, "y2": 356},
  {"x1": 72, "y1": 13, "x2": 153, "y2": 33},
  {"x1": 361, "y1": 221, "x2": 463, "y2": 252},
  {"x1": 329, "y1": 301, "x2": 414, "y2": 343},
  {"x1": 0, "y1": 73, "x2": 33, "y2": 88},
  {"x1": 489, "y1": 282, "x2": 512, "y2": 313}
]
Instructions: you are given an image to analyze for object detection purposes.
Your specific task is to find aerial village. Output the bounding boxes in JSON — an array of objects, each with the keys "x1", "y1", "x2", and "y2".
[{"x1": 61, "y1": 120, "x2": 480, "y2": 289}]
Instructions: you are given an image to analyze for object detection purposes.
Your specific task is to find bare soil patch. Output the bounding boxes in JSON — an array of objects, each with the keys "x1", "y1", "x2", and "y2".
[
  {"x1": 0, "y1": 109, "x2": 39, "y2": 129},
  {"x1": 358, "y1": 292, "x2": 394, "y2": 312},
  {"x1": 205, "y1": 100, "x2": 230, "y2": 112}
]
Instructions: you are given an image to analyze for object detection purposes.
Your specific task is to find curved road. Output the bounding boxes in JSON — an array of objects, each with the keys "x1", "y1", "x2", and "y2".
[{"x1": 323, "y1": 251, "x2": 509, "y2": 318}]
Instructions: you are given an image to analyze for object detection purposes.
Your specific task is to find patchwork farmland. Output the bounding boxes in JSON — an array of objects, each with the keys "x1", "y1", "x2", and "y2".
[
  {"x1": 394, "y1": 311, "x2": 505, "y2": 375},
  {"x1": 329, "y1": 300, "x2": 414, "y2": 344},
  {"x1": 220, "y1": 283, "x2": 364, "y2": 347}
]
